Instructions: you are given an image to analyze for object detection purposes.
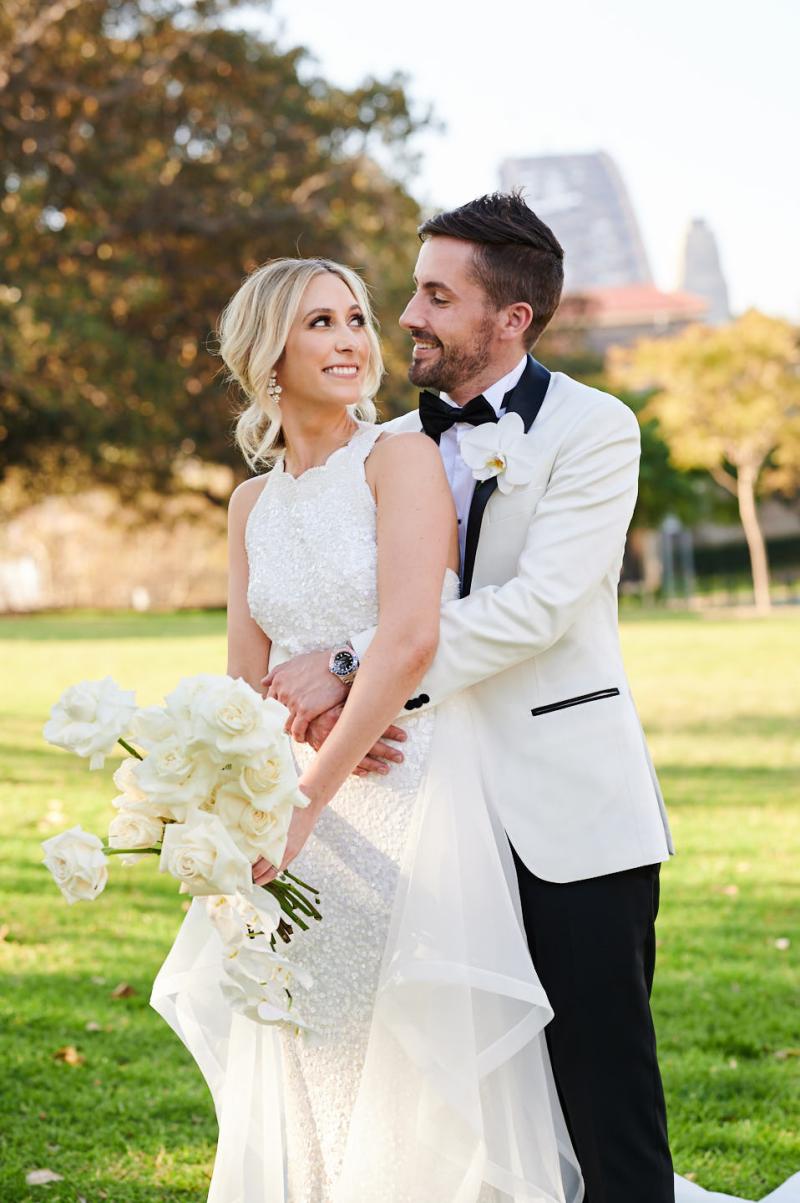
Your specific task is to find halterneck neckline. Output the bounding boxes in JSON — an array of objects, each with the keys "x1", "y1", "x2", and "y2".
[{"x1": 276, "y1": 421, "x2": 374, "y2": 481}]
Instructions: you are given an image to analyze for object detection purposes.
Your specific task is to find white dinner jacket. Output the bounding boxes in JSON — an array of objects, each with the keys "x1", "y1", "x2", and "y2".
[{"x1": 352, "y1": 357, "x2": 674, "y2": 884}]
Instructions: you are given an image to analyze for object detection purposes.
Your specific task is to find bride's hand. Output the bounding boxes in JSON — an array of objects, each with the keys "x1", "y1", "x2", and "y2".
[
  {"x1": 262, "y1": 650, "x2": 348, "y2": 742},
  {"x1": 251, "y1": 792, "x2": 323, "y2": 886}
]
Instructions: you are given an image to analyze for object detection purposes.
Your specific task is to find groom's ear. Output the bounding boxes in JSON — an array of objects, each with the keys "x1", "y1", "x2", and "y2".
[{"x1": 497, "y1": 301, "x2": 534, "y2": 344}]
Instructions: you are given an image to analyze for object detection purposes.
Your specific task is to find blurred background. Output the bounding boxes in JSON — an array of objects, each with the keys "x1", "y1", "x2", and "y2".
[
  {"x1": 1, "y1": 0, "x2": 799, "y2": 614},
  {"x1": 1, "y1": 3, "x2": 798, "y2": 1201}
]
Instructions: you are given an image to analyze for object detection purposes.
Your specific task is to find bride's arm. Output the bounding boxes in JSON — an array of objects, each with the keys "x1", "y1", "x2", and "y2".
[
  {"x1": 226, "y1": 477, "x2": 272, "y2": 692},
  {"x1": 293, "y1": 432, "x2": 456, "y2": 812}
]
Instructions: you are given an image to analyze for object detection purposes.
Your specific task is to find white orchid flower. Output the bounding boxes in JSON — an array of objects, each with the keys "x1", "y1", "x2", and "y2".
[
  {"x1": 220, "y1": 946, "x2": 313, "y2": 1028},
  {"x1": 459, "y1": 411, "x2": 542, "y2": 495}
]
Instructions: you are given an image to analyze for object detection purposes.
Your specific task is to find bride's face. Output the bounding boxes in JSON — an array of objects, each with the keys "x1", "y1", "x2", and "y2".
[{"x1": 277, "y1": 272, "x2": 369, "y2": 410}]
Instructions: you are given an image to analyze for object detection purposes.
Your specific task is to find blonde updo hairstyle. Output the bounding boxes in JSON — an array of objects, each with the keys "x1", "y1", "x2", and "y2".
[{"x1": 216, "y1": 257, "x2": 382, "y2": 471}]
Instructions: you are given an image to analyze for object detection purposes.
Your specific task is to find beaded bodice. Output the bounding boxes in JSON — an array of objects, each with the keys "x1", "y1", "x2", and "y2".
[
  {"x1": 245, "y1": 422, "x2": 383, "y2": 656},
  {"x1": 246, "y1": 421, "x2": 458, "y2": 657}
]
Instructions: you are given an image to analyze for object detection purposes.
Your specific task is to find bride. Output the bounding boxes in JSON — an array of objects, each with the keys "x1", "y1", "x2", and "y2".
[
  {"x1": 153, "y1": 255, "x2": 580, "y2": 1203},
  {"x1": 150, "y1": 254, "x2": 798, "y2": 1203}
]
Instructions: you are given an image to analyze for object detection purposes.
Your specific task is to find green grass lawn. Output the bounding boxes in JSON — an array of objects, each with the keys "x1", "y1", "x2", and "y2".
[{"x1": 1, "y1": 609, "x2": 798, "y2": 1201}]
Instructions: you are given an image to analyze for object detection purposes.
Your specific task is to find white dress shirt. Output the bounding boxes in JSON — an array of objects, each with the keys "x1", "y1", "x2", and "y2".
[{"x1": 438, "y1": 355, "x2": 528, "y2": 566}]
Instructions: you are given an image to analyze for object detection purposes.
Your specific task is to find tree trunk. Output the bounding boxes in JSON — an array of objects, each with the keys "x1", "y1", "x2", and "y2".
[{"x1": 737, "y1": 467, "x2": 771, "y2": 613}]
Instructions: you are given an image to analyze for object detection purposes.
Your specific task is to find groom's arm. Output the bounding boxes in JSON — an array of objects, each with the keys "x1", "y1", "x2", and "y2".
[{"x1": 352, "y1": 397, "x2": 640, "y2": 708}]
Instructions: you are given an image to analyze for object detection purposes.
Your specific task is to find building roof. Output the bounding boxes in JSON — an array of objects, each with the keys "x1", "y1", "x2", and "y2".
[{"x1": 561, "y1": 284, "x2": 708, "y2": 327}]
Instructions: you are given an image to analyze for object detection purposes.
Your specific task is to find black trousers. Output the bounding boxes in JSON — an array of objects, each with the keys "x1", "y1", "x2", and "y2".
[{"x1": 510, "y1": 846, "x2": 674, "y2": 1203}]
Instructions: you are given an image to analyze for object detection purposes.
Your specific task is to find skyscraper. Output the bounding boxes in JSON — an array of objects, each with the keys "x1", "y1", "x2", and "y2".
[
  {"x1": 500, "y1": 151, "x2": 652, "y2": 291},
  {"x1": 678, "y1": 218, "x2": 731, "y2": 325}
]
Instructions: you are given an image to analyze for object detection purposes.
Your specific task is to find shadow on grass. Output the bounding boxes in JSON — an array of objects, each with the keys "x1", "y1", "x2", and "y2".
[
  {"x1": 646, "y1": 713, "x2": 800, "y2": 742},
  {"x1": 655, "y1": 764, "x2": 799, "y2": 806},
  {"x1": 0, "y1": 610, "x2": 226, "y2": 642}
]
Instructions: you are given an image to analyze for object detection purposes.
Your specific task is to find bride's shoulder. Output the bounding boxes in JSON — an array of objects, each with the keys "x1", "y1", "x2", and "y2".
[
  {"x1": 371, "y1": 428, "x2": 439, "y2": 465},
  {"x1": 227, "y1": 473, "x2": 269, "y2": 527},
  {"x1": 366, "y1": 428, "x2": 444, "y2": 492}
]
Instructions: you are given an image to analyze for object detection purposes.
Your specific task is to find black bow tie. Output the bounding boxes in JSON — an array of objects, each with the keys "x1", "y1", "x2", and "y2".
[{"x1": 419, "y1": 391, "x2": 499, "y2": 444}]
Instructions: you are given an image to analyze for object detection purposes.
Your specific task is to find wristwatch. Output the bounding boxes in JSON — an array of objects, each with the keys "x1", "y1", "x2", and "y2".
[{"x1": 328, "y1": 642, "x2": 360, "y2": 686}]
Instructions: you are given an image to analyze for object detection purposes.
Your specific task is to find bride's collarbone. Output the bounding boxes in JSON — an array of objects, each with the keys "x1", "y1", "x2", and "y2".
[{"x1": 281, "y1": 422, "x2": 365, "y2": 480}]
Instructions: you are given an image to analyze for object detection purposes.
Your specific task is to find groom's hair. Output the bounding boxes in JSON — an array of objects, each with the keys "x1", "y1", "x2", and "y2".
[{"x1": 418, "y1": 191, "x2": 564, "y2": 348}]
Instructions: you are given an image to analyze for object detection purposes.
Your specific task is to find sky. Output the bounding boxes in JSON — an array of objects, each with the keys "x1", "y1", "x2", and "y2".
[{"x1": 231, "y1": 0, "x2": 799, "y2": 320}]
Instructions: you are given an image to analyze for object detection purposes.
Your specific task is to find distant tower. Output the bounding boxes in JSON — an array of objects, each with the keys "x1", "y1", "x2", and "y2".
[
  {"x1": 678, "y1": 218, "x2": 730, "y2": 324},
  {"x1": 499, "y1": 151, "x2": 652, "y2": 291}
]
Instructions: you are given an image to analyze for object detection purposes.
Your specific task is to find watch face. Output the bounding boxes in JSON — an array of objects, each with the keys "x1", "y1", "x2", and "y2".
[{"x1": 332, "y1": 650, "x2": 357, "y2": 676}]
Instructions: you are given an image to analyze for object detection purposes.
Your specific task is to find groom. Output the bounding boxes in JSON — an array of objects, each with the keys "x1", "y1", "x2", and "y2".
[{"x1": 265, "y1": 191, "x2": 676, "y2": 1201}]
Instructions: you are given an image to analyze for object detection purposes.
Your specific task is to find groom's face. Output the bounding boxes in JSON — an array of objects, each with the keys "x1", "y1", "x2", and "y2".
[{"x1": 400, "y1": 237, "x2": 497, "y2": 395}]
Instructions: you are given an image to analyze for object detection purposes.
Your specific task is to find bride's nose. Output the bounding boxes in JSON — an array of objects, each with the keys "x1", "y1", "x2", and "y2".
[{"x1": 334, "y1": 324, "x2": 357, "y2": 353}]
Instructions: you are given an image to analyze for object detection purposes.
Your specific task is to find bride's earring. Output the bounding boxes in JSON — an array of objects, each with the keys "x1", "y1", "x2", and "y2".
[{"x1": 267, "y1": 372, "x2": 282, "y2": 405}]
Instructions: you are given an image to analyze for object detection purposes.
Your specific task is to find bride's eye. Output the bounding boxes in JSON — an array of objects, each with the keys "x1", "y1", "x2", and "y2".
[{"x1": 349, "y1": 313, "x2": 366, "y2": 327}]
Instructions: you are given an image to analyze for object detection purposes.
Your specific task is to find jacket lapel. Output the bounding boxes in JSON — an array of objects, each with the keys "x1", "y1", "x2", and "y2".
[{"x1": 460, "y1": 356, "x2": 552, "y2": 596}]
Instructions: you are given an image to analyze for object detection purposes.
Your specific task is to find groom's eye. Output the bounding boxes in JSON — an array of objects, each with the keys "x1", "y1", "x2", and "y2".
[{"x1": 431, "y1": 296, "x2": 447, "y2": 306}]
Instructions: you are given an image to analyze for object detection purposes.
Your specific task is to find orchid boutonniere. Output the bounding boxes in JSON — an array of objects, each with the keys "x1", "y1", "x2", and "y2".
[{"x1": 459, "y1": 412, "x2": 541, "y2": 494}]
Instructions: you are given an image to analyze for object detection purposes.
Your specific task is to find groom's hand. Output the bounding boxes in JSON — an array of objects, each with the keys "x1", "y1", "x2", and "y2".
[
  {"x1": 304, "y1": 704, "x2": 407, "y2": 776},
  {"x1": 262, "y1": 649, "x2": 347, "y2": 740}
]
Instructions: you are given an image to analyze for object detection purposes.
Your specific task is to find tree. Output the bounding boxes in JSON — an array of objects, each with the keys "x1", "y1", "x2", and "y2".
[
  {"x1": 610, "y1": 311, "x2": 800, "y2": 612},
  {"x1": 537, "y1": 320, "x2": 701, "y2": 530},
  {"x1": 0, "y1": 0, "x2": 427, "y2": 506}
]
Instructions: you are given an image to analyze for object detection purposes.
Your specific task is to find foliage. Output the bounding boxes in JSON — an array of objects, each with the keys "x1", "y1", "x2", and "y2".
[
  {"x1": 609, "y1": 312, "x2": 800, "y2": 496},
  {"x1": 610, "y1": 311, "x2": 800, "y2": 608},
  {"x1": 619, "y1": 388, "x2": 706, "y2": 529},
  {"x1": 0, "y1": 0, "x2": 427, "y2": 504},
  {"x1": 537, "y1": 325, "x2": 703, "y2": 529}
]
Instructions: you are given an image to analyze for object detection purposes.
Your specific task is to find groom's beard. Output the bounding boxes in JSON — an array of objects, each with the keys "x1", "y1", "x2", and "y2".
[{"x1": 407, "y1": 316, "x2": 494, "y2": 394}]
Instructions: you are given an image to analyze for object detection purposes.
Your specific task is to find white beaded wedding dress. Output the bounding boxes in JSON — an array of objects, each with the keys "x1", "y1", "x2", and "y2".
[{"x1": 151, "y1": 421, "x2": 799, "y2": 1203}]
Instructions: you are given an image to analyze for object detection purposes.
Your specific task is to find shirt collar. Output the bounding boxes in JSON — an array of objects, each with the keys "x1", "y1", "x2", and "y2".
[{"x1": 440, "y1": 354, "x2": 528, "y2": 415}]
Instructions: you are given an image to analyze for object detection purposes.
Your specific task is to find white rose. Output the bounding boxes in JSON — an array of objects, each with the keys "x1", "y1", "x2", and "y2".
[
  {"x1": 159, "y1": 811, "x2": 253, "y2": 897},
  {"x1": 132, "y1": 738, "x2": 218, "y2": 821},
  {"x1": 209, "y1": 791, "x2": 260, "y2": 862},
  {"x1": 41, "y1": 825, "x2": 108, "y2": 904},
  {"x1": 191, "y1": 677, "x2": 288, "y2": 762},
  {"x1": 43, "y1": 677, "x2": 136, "y2": 770},
  {"x1": 240, "y1": 799, "x2": 295, "y2": 867},
  {"x1": 110, "y1": 789, "x2": 166, "y2": 821},
  {"x1": 213, "y1": 784, "x2": 249, "y2": 828},
  {"x1": 107, "y1": 810, "x2": 164, "y2": 850},
  {"x1": 109, "y1": 758, "x2": 169, "y2": 821},
  {"x1": 211, "y1": 787, "x2": 269, "y2": 862},
  {"x1": 236, "y1": 747, "x2": 303, "y2": 810},
  {"x1": 128, "y1": 704, "x2": 178, "y2": 749},
  {"x1": 112, "y1": 757, "x2": 149, "y2": 802},
  {"x1": 163, "y1": 674, "x2": 224, "y2": 734},
  {"x1": 215, "y1": 782, "x2": 295, "y2": 867}
]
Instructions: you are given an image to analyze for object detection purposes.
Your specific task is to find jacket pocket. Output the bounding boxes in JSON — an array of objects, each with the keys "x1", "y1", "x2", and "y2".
[{"x1": 530, "y1": 687, "x2": 620, "y2": 717}]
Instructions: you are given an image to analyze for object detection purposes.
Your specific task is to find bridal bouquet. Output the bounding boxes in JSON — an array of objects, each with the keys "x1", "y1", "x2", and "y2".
[{"x1": 40, "y1": 673, "x2": 321, "y2": 1028}]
